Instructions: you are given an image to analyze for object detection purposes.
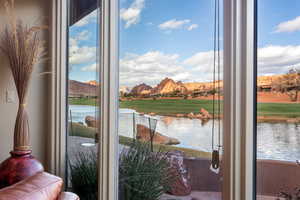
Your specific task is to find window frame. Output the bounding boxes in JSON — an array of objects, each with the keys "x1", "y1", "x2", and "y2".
[
  {"x1": 49, "y1": 0, "x2": 68, "y2": 179},
  {"x1": 98, "y1": 0, "x2": 119, "y2": 199},
  {"x1": 223, "y1": 0, "x2": 256, "y2": 199},
  {"x1": 49, "y1": 0, "x2": 257, "y2": 199}
]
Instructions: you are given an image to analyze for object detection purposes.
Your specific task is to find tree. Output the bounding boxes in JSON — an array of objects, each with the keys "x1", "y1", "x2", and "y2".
[{"x1": 272, "y1": 69, "x2": 300, "y2": 102}]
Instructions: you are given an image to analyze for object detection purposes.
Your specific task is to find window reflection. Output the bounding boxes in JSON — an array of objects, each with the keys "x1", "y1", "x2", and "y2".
[
  {"x1": 67, "y1": 1, "x2": 99, "y2": 199},
  {"x1": 257, "y1": 0, "x2": 300, "y2": 199}
]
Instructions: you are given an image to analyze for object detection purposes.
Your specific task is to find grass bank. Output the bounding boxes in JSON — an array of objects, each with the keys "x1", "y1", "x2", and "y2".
[
  {"x1": 69, "y1": 122, "x2": 211, "y2": 159},
  {"x1": 69, "y1": 98, "x2": 97, "y2": 106},
  {"x1": 120, "y1": 99, "x2": 222, "y2": 115},
  {"x1": 69, "y1": 98, "x2": 300, "y2": 118},
  {"x1": 257, "y1": 102, "x2": 300, "y2": 118},
  {"x1": 120, "y1": 99, "x2": 300, "y2": 118}
]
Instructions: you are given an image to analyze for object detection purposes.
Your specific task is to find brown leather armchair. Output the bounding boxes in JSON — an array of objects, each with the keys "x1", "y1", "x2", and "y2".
[{"x1": 0, "y1": 172, "x2": 79, "y2": 200}]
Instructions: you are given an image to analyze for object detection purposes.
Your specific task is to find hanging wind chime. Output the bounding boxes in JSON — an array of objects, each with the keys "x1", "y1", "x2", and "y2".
[{"x1": 210, "y1": 0, "x2": 222, "y2": 174}]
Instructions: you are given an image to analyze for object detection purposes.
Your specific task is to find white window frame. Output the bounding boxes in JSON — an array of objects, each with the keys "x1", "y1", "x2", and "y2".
[
  {"x1": 223, "y1": 0, "x2": 255, "y2": 199},
  {"x1": 49, "y1": 0, "x2": 68, "y2": 179},
  {"x1": 98, "y1": 0, "x2": 119, "y2": 200},
  {"x1": 49, "y1": 0, "x2": 256, "y2": 199}
]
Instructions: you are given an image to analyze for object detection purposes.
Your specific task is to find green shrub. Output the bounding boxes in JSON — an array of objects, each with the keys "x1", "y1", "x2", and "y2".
[
  {"x1": 119, "y1": 141, "x2": 175, "y2": 200},
  {"x1": 69, "y1": 141, "x2": 176, "y2": 200},
  {"x1": 69, "y1": 150, "x2": 98, "y2": 200}
]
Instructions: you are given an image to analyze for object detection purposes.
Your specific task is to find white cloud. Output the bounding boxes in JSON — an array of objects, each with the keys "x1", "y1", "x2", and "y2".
[
  {"x1": 120, "y1": 0, "x2": 145, "y2": 28},
  {"x1": 74, "y1": 10, "x2": 97, "y2": 27},
  {"x1": 81, "y1": 63, "x2": 97, "y2": 72},
  {"x1": 118, "y1": 45, "x2": 300, "y2": 87},
  {"x1": 76, "y1": 30, "x2": 91, "y2": 41},
  {"x1": 182, "y1": 45, "x2": 300, "y2": 78},
  {"x1": 183, "y1": 51, "x2": 223, "y2": 82},
  {"x1": 257, "y1": 45, "x2": 300, "y2": 74},
  {"x1": 187, "y1": 24, "x2": 199, "y2": 31},
  {"x1": 183, "y1": 45, "x2": 300, "y2": 80},
  {"x1": 275, "y1": 16, "x2": 300, "y2": 33},
  {"x1": 69, "y1": 38, "x2": 96, "y2": 65},
  {"x1": 158, "y1": 19, "x2": 191, "y2": 30},
  {"x1": 120, "y1": 51, "x2": 191, "y2": 86}
]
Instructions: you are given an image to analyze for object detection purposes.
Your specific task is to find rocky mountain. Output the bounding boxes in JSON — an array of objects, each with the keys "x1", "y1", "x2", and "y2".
[
  {"x1": 257, "y1": 75, "x2": 283, "y2": 87},
  {"x1": 70, "y1": 75, "x2": 284, "y2": 97},
  {"x1": 120, "y1": 86, "x2": 131, "y2": 94},
  {"x1": 152, "y1": 78, "x2": 188, "y2": 95},
  {"x1": 69, "y1": 80, "x2": 97, "y2": 97},
  {"x1": 85, "y1": 80, "x2": 98, "y2": 86},
  {"x1": 130, "y1": 83, "x2": 153, "y2": 96},
  {"x1": 129, "y1": 78, "x2": 225, "y2": 96}
]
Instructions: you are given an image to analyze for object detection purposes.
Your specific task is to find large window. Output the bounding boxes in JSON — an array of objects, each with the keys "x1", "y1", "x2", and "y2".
[
  {"x1": 52, "y1": 0, "x2": 284, "y2": 199},
  {"x1": 118, "y1": 0, "x2": 224, "y2": 199},
  {"x1": 256, "y1": 0, "x2": 300, "y2": 199}
]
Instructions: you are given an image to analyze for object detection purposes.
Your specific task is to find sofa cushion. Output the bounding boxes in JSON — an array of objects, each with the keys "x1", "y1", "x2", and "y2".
[
  {"x1": 0, "y1": 172, "x2": 63, "y2": 200},
  {"x1": 58, "y1": 192, "x2": 80, "y2": 200}
]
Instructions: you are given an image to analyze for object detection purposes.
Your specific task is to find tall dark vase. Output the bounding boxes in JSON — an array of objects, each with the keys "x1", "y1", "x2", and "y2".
[
  {"x1": 0, "y1": 104, "x2": 44, "y2": 189},
  {"x1": 0, "y1": 150, "x2": 44, "y2": 189}
]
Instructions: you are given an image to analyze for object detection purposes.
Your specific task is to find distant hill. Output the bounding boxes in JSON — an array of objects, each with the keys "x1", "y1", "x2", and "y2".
[
  {"x1": 131, "y1": 83, "x2": 152, "y2": 96},
  {"x1": 128, "y1": 75, "x2": 283, "y2": 96},
  {"x1": 128, "y1": 77, "x2": 223, "y2": 96},
  {"x1": 120, "y1": 86, "x2": 131, "y2": 94},
  {"x1": 69, "y1": 80, "x2": 97, "y2": 97},
  {"x1": 85, "y1": 80, "x2": 98, "y2": 86},
  {"x1": 152, "y1": 78, "x2": 187, "y2": 95},
  {"x1": 70, "y1": 74, "x2": 284, "y2": 97}
]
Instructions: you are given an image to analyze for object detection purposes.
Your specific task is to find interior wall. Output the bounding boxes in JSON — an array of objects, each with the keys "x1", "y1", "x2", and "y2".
[{"x1": 0, "y1": 0, "x2": 50, "y2": 166}]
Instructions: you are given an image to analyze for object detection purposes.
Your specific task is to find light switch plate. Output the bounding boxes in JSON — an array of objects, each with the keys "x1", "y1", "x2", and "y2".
[{"x1": 6, "y1": 90, "x2": 15, "y2": 103}]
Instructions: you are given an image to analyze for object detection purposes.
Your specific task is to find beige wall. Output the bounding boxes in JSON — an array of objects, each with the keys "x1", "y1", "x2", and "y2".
[{"x1": 0, "y1": 0, "x2": 51, "y2": 167}]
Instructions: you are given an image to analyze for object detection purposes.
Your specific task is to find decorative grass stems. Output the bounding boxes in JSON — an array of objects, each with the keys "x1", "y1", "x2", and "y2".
[{"x1": 0, "y1": 0, "x2": 46, "y2": 152}]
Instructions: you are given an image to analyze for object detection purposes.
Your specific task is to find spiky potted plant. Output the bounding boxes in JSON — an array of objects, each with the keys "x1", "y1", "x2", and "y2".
[
  {"x1": 69, "y1": 150, "x2": 98, "y2": 200},
  {"x1": 119, "y1": 141, "x2": 176, "y2": 200}
]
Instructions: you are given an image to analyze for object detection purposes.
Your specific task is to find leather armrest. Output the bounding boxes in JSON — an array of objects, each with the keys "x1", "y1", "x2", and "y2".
[
  {"x1": 58, "y1": 192, "x2": 80, "y2": 200},
  {"x1": 0, "y1": 172, "x2": 62, "y2": 200}
]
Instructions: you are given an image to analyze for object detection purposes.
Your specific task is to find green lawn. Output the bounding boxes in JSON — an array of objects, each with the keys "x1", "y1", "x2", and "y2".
[
  {"x1": 69, "y1": 98, "x2": 98, "y2": 106},
  {"x1": 69, "y1": 97, "x2": 300, "y2": 118},
  {"x1": 120, "y1": 99, "x2": 222, "y2": 115},
  {"x1": 257, "y1": 102, "x2": 300, "y2": 117},
  {"x1": 120, "y1": 99, "x2": 300, "y2": 118}
]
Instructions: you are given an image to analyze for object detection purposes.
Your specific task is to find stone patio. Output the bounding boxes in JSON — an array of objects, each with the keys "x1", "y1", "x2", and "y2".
[
  {"x1": 161, "y1": 191, "x2": 221, "y2": 200},
  {"x1": 161, "y1": 192, "x2": 279, "y2": 200}
]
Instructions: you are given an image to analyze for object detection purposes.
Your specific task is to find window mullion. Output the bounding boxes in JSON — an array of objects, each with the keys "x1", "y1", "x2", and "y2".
[
  {"x1": 98, "y1": 0, "x2": 119, "y2": 199},
  {"x1": 49, "y1": 0, "x2": 68, "y2": 179},
  {"x1": 223, "y1": 0, "x2": 255, "y2": 199}
]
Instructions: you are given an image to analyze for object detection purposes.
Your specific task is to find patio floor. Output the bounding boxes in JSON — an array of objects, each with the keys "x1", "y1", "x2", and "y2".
[
  {"x1": 161, "y1": 192, "x2": 279, "y2": 200},
  {"x1": 67, "y1": 136, "x2": 281, "y2": 200}
]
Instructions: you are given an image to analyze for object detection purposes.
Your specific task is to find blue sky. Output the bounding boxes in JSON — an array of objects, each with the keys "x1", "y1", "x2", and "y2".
[{"x1": 69, "y1": 0, "x2": 300, "y2": 87}]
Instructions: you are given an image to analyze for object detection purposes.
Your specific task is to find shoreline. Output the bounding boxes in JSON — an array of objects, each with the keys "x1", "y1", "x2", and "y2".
[
  {"x1": 137, "y1": 111, "x2": 300, "y2": 123},
  {"x1": 70, "y1": 103, "x2": 300, "y2": 123}
]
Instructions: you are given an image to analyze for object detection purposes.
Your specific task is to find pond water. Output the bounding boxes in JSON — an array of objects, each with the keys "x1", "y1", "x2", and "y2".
[{"x1": 69, "y1": 105, "x2": 300, "y2": 161}]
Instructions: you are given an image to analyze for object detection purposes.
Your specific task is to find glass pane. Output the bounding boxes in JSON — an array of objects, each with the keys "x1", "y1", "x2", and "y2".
[
  {"x1": 67, "y1": 1, "x2": 99, "y2": 199},
  {"x1": 119, "y1": 0, "x2": 224, "y2": 199},
  {"x1": 257, "y1": 1, "x2": 300, "y2": 199}
]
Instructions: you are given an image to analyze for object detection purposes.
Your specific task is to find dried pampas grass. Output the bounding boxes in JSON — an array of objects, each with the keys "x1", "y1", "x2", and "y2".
[{"x1": 0, "y1": 0, "x2": 46, "y2": 152}]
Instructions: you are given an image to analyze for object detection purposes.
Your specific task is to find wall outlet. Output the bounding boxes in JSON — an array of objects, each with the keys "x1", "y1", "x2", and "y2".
[{"x1": 6, "y1": 90, "x2": 15, "y2": 103}]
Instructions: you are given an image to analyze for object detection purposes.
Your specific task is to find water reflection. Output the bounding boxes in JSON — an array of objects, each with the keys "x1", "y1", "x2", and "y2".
[
  {"x1": 69, "y1": 105, "x2": 300, "y2": 161},
  {"x1": 257, "y1": 123, "x2": 300, "y2": 161}
]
